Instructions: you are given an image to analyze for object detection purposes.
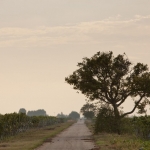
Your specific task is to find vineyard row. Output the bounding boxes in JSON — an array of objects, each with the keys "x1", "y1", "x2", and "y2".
[{"x1": 0, "y1": 112, "x2": 65, "y2": 140}]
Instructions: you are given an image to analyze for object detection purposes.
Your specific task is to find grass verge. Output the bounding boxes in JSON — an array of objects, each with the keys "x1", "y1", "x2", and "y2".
[
  {"x1": 85, "y1": 120, "x2": 150, "y2": 150},
  {"x1": 0, "y1": 121, "x2": 74, "y2": 150}
]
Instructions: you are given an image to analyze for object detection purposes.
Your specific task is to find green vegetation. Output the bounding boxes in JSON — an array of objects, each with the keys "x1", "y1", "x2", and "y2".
[
  {"x1": 80, "y1": 103, "x2": 95, "y2": 119},
  {"x1": 68, "y1": 111, "x2": 80, "y2": 120},
  {"x1": 66, "y1": 51, "x2": 150, "y2": 149},
  {"x1": 132, "y1": 116, "x2": 150, "y2": 139},
  {"x1": 18, "y1": 108, "x2": 26, "y2": 114},
  {"x1": 94, "y1": 133, "x2": 150, "y2": 150},
  {"x1": 86, "y1": 117, "x2": 150, "y2": 150},
  {"x1": 92, "y1": 107, "x2": 150, "y2": 149},
  {"x1": 0, "y1": 121, "x2": 74, "y2": 150},
  {"x1": 94, "y1": 107, "x2": 150, "y2": 139},
  {"x1": 0, "y1": 112, "x2": 65, "y2": 141},
  {"x1": 65, "y1": 51, "x2": 150, "y2": 134},
  {"x1": 19, "y1": 108, "x2": 48, "y2": 116},
  {"x1": 57, "y1": 111, "x2": 80, "y2": 120},
  {"x1": 27, "y1": 109, "x2": 47, "y2": 116},
  {"x1": 57, "y1": 112, "x2": 68, "y2": 118}
]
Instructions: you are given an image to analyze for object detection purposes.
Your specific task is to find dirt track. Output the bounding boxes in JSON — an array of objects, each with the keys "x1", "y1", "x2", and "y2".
[{"x1": 35, "y1": 120, "x2": 95, "y2": 150}]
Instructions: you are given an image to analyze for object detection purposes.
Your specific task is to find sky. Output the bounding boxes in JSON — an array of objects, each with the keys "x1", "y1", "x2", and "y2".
[{"x1": 1, "y1": 0, "x2": 150, "y2": 116}]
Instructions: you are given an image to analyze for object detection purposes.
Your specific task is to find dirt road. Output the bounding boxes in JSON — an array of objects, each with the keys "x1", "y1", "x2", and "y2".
[{"x1": 35, "y1": 120, "x2": 95, "y2": 150}]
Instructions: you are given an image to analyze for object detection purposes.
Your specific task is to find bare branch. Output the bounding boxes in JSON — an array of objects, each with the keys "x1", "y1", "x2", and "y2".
[
  {"x1": 117, "y1": 91, "x2": 132, "y2": 107},
  {"x1": 121, "y1": 94, "x2": 145, "y2": 118}
]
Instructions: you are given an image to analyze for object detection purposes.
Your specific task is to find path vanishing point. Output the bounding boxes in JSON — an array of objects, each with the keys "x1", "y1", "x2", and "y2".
[{"x1": 35, "y1": 119, "x2": 96, "y2": 150}]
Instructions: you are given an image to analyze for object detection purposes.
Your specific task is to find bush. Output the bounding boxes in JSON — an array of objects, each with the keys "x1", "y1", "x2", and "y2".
[
  {"x1": 132, "y1": 116, "x2": 150, "y2": 139},
  {"x1": 94, "y1": 106, "x2": 134, "y2": 134},
  {"x1": 94, "y1": 106, "x2": 116, "y2": 133}
]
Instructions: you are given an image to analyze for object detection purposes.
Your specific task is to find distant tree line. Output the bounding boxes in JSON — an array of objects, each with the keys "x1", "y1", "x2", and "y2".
[
  {"x1": 57, "y1": 112, "x2": 68, "y2": 118},
  {"x1": 19, "y1": 108, "x2": 47, "y2": 116},
  {"x1": 57, "y1": 111, "x2": 80, "y2": 120},
  {"x1": 19, "y1": 108, "x2": 80, "y2": 120}
]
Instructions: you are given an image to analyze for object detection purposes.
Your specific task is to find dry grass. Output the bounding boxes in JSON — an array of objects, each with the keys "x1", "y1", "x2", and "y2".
[
  {"x1": 94, "y1": 133, "x2": 142, "y2": 150},
  {"x1": 0, "y1": 121, "x2": 74, "y2": 150},
  {"x1": 85, "y1": 120, "x2": 150, "y2": 150}
]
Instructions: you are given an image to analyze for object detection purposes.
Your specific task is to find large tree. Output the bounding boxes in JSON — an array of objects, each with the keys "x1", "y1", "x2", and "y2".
[{"x1": 65, "y1": 51, "x2": 150, "y2": 133}]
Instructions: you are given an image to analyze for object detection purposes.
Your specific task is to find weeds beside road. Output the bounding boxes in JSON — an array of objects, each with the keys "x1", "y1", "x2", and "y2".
[
  {"x1": 0, "y1": 121, "x2": 74, "y2": 150},
  {"x1": 85, "y1": 120, "x2": 150, "y2": 150}
]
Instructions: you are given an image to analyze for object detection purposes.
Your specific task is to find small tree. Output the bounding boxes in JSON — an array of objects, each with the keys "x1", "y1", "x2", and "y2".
[
  {"x1": 69, "y1": 111, "x2": 80, "y2": 120},
  {"x1": 57, "y1": 112, "x2": 68, "y2": 118},
  {"x1": 65, "y1": 51, "x2": 150, "y2": 134},
  {"x1": 94, "y1": 104, "x2": 115, "y2": 133},
  {"x1": 19, "y1": 108, "x2": 26, "y2": 114},
  {"x1": 80, "y1": 103, "x2": 95, "y2": 119}
]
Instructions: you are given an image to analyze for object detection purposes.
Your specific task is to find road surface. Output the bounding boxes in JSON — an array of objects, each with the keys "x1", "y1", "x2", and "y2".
[{"x1": 35, "y1": 120, "x2": 95, "y2": 150}]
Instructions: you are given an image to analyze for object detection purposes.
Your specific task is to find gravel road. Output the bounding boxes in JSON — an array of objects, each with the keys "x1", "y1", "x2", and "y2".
[{"x1": 35, "y1": 119, "x2": 95, "y2": 150}]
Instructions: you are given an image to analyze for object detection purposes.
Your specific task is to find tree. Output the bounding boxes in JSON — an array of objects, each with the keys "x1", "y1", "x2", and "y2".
[
  {"x1": 27, "y1": 109, "x2": 46, "y2": 116},
  {"x1": 65, "y1": 51, "x2": 150, "y2": 134},
  {"x1": 80, "y1": 103, "x2": 95, "y2": 119},
  {"x1": 19, "y1": 108, "x2": 26, "y2": 114},
  {"x1": 57, "y1": 112, "x2": 68, "y2": 118},
  {"x1": 68, "y1": 111, "x2": 80, "y2": 120}
]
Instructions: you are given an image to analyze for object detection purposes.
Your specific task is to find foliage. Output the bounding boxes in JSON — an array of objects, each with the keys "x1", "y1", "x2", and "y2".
[
  {"x1": 65, "y1": 51, "x2": 150, "y2": 133},
  {"x1": 27, "y1": 109, "x2": 47, "y2": 116},
  {"x1": 80, "y1": 103, "x2": 95, "y2": 119},
  {"x1": 18, "y1": 108, "x2": 26, "y2": 114},
  {"x1": 94, "y1": 104, "x2": 134, "y2": 134},
  {"x1": 57, "y1": 112, "x2": 68, "y2": 118},
  {"x1": 94, "y1": 132, "x2": 150, "y2": 150},
  {"x1": 94, "y1": 105, "x2": 116, "y2": 133},
  {"x1": 95, "y1": 109, "x2": 150, "y2": 140},
  {"x1": 88, "y1": 115, "x2": 150, "y2": 150},
  {"x1": 68, "y1": 111, "x2": 80, "y2": 120},
  {"x1": 132, "y1": 116, "x2": 150, "y2": 139},
  {"x1": 0, "y1": 122, "x2": 74, "y2": 150},
  {"x1": 0, "y1": 112, "x2": 64, "y2": 141}
]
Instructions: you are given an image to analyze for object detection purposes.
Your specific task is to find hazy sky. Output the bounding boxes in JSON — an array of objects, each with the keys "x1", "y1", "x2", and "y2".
[{"x1": 1, "y1": 0, "x2": 150, "y2": 115}]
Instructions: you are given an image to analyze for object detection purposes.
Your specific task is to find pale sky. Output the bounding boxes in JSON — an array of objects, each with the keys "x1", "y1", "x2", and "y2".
[{"x1": 1, "y1": 0, "x2": 150, "y2": 116}]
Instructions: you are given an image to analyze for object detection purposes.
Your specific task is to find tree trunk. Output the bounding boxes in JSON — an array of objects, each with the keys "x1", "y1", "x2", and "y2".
[{"x1": 113, "y1": 105, "x2": 121, "y2": 134}]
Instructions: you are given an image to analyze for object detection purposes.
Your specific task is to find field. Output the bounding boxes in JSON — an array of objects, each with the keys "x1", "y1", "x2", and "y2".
[{"x1": 0, "y1": 121, "x2": 74, "y2": 150}]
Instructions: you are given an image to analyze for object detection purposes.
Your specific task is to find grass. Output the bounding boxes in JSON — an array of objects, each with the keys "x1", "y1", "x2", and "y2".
[
  {"x1": 0, "y1": 121, "x2": 74, "y2": 150},
  {"x1": 85, "y1": 120, "x2": 150, "y2": 150}
]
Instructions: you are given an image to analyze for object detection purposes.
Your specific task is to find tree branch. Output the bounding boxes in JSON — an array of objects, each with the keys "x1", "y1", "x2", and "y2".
[
  {"x1": 121, "y1": 94, "x2": 145, "y2": 118},
  {"x1": 117, "y1": 91, "x2": 132, "y2": 107}
]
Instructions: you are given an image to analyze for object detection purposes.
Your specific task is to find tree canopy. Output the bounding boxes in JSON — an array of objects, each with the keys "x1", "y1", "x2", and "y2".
[
  {"x1": 57, "y1": 112, "x2": 68, "y2": 118},
  {"x1": 80, "y1": 103, "x2": 95, "y2": 119},
  {"x1": 68, "y1": 111, "x2": 80, "y2": 120},
  {"x1": 65, "y1": 51, "x2": 150, "y2": 123},
  {"x1": 19, "y1": 108, "x2": 26, "y2": 114},
  {"x1": 27, "y1": 109, "x2": 47, "y2": 116}
]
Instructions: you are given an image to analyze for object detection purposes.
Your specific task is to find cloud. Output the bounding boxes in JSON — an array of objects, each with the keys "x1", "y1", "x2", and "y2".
[{"x1": 0, "y1": 15, "x2": 150, "y2": 48}]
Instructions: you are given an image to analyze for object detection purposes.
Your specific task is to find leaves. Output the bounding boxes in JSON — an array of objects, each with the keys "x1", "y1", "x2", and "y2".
[
  {"x1": 65, "y1": 51, "x2": 150, "y2": 119},
  {"x1": 80, "y1": 103, "x2": 95, "y2": 119},
  {"x1": 0, "y1": 113, "x2": 63, "y2": 140}
]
